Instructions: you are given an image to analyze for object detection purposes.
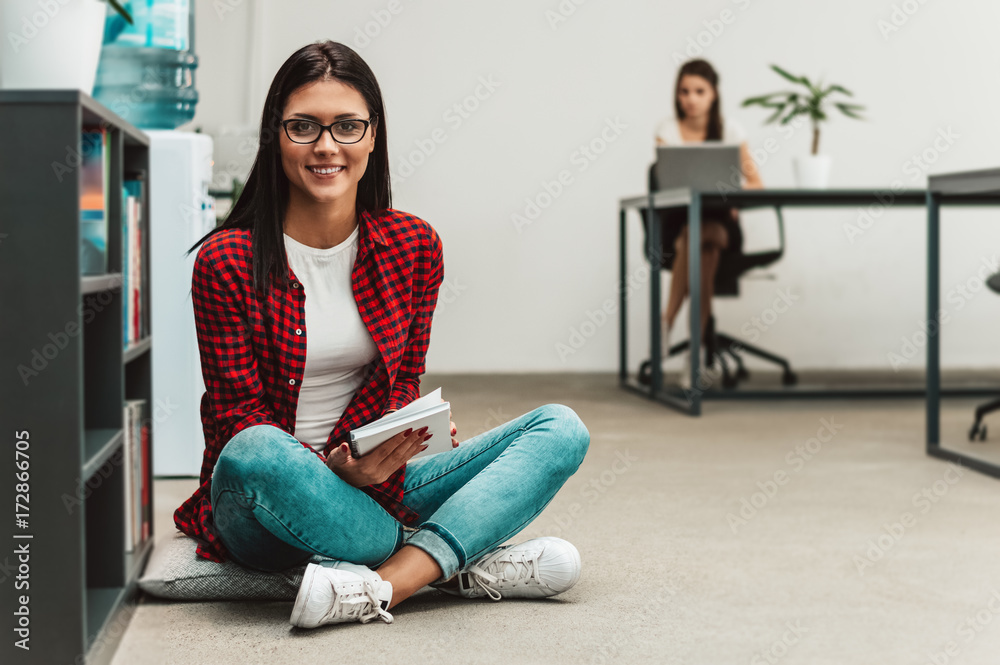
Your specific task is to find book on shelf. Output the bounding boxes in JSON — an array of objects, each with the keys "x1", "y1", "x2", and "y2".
[
  {"x1": 122, "y1": 177, "x2": 146, "y2": 348},
  {"x1": 132, "y1": 399, "x2": 145, "y2": 548},
  {"x1": 141, "y1": 421, "x2": 150, "y2": 543},
  {"x1": 80, "y1": 127, "x2": 110, "y2": 275},
  {"x1": 122, "y1": 185, "x2": 129, "y2": 346},
  {"x1": 123, "y1": 399, "x2": 148, "y2": 552},
  {"x1": 137, "y1": 174, "x2": 150, "y2": 343},
  {"x1": 132, "y1": 195, "x2": 140, "y2": 343},
  {"x1": 122, "y1": 400, "x2": 135, "y2": 552}
]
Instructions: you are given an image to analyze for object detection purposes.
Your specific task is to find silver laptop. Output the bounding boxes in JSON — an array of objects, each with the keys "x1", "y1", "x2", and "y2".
[{"x1": 654, "y1": 145, "x2": 741, "y2": 192}]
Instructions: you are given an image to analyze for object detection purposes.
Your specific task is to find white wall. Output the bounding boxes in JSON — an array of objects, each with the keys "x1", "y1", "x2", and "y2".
[{"x1": 191, "y1": 0, "x2": 1000, "y2": 373}]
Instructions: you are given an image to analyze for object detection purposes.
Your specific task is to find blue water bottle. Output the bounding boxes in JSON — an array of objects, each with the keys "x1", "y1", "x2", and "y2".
[{"x1": 93, "y1": 0, "x2": 199, "y2": 129}]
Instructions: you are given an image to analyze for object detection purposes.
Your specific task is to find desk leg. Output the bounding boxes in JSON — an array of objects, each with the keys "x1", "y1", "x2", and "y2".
[
  {"x1": 647, "y1": 195, "x2": 663, "y2": 396},
  {"x1": 688, "y1": 193, "x2": 702, "y2": 416},
  {"x1": 619, "y1": 208, "x2": 627, "y2": 385},
  {"x1": 926, "y1": 191, "x2": 940, "y2": 449}
]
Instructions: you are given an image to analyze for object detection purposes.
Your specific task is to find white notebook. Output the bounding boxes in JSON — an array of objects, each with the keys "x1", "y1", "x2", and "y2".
[{"x1": 348, "y1": 387, "x2": 452, "y2": 460}]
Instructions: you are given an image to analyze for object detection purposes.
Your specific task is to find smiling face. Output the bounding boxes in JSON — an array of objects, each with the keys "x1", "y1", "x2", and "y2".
[
  {"x1": 280, "y1": 78, "x2": 376, "y2": 207},
  {"x1": 676, "y1": 74, "x2": 716, "y2": 119}
]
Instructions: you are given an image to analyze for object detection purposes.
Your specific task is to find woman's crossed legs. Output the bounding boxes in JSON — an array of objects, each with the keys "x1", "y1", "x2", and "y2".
[
  {"x1": 210, "y1": 403, "x2": 590, "y2": 614},
  {"x1": 664, "y1": 217, "x2": 731, "y2": 337}
]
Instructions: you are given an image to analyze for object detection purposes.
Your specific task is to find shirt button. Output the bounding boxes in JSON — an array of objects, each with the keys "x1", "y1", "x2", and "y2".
[
  {"x1": 295, "y1": 328, "x2": 302, "y2": 335},
  {"x1": 289, "y1": 379, "x2": 296, "y2": 385},
  {"x1": 292, "y1": 282, "x2": 300, "y2": 289}
]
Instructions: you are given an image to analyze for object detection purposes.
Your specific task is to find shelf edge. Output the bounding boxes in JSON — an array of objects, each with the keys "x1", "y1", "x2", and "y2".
[
  {"x1": 123, "y1": 337, "x2": 152, "y2": 364},
  {"x1": 83, "y1": 429, "x2": 124, "y2": 480},
  {"x1": 81, "y1": 273, "x2": 124, "y2": 295}
]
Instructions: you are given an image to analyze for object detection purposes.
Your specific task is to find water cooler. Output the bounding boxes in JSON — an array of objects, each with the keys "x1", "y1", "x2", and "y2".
[{"x1": 147, "y1": 130, "x2": 216, "y2": 476}]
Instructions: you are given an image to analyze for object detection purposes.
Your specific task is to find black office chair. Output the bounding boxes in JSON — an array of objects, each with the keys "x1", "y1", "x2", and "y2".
[
  {"x1": 968, "y1": 270, "x2": 1000, "y2": 440},
  {"x1": 637, "y1": 163, "x2": 796, "y2": 389}
]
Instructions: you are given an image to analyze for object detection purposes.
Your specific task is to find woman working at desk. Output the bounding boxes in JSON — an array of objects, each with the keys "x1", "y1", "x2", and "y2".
[{"x1": 653, "y1": 58, "x2": 764, "y2": 386}]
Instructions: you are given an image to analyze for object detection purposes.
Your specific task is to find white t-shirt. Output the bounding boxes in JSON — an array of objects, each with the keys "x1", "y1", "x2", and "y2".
[
  {"x1": 283, "y1": 224, "x2": 379, "y2": 453},
  {"x1": 655, "y1": 116, "x2": 747, "y2": 145}
]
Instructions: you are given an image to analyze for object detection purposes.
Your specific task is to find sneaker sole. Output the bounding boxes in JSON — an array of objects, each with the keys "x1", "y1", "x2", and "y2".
[
  {"x1": 289, "y1": 563, "x2": 319, "y2": 627},
  {"x1": 538, "y1": 536, "x2": 582, "y2": 594}
]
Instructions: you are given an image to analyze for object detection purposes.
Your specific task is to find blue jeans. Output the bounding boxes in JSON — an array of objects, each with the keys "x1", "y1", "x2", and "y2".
[{"x1": 209, "y1": 403, "x2": 590, "y2": 581}]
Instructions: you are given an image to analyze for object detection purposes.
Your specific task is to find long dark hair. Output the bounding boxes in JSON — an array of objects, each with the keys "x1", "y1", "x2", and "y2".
[
  {"x1": 185, "y1": 40, "x2": 391, "y2": 296},
  {"x1": 674, "y1": 59, "x2": 723, "y2": 141}
]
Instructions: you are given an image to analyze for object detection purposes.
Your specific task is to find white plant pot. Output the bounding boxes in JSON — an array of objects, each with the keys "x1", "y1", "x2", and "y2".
[
  {"x1": 793, "y1": 154, "x2": 833, "y2": 189},
  {"x1": 0, "y1": 0, "x2": 107, "y2": 94}
]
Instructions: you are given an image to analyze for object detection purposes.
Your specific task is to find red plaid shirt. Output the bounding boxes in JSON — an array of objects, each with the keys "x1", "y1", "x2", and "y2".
[{"x1": 173, "y1": 208, "x2": 444, "y2": 562}]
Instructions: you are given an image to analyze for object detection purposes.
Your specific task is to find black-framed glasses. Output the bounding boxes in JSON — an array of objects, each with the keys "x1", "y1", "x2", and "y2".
[{"x1": 281, "y1": 117, "x2": 375, "y2": 145}]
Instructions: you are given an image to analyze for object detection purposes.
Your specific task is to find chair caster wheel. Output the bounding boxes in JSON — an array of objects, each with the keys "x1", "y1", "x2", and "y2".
[
  {"x1": 638, "y1": 360, "x2": 651, "y2": 386},
  {"x1": 969, "y1": 422, "x2": 987, "y2": 442},
  {"x1": 782, "y1": 370, "x2": 797, "y2": 386}
]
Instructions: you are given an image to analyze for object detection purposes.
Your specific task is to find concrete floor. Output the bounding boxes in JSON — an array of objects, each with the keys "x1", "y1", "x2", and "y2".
[{"x1": 114, "y1": 373, "x2": 1000, "y2": 665}]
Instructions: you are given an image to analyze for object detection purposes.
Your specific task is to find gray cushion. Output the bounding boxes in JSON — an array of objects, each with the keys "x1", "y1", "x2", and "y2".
[{"x1": 138, "y1": 532, "x2": 334, "y2": 601}]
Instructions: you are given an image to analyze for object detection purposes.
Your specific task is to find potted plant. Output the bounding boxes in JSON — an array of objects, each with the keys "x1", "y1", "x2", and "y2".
[
  {"x1": 742, "y1": 65, "x2": 865, "y2": 189},
  {"x1": 0, "y1": 0, "x2": 131, "y2": 94}
]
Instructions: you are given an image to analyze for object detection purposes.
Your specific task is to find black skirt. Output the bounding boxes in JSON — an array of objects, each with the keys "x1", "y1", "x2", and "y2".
[{"x1": 643, "y1": 206, "x2": 743, "y2": 272}]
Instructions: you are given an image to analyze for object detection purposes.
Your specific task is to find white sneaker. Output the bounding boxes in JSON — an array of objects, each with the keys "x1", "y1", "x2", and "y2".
[
  {"x1": 654, "y1": 322, "x2": 673, "y2": 387},
  {"x1": 660, "y1": 320, "x2": 672, "y2": 360},
  {"x1": 678, "y1": 349, "x2": 692, "y2": 389},
  {"x1": 289, "y1": 563, "x2": 394, "y2": 629},
  {"x1": 702, "y1": 351, "x2": 723, "y2": 385},
  {"x1": 679, "y1": 347, "x2": 723, "y2": 390},
  {"x1": 434, "y1": 537, "x2": 581, "y2": 601}
]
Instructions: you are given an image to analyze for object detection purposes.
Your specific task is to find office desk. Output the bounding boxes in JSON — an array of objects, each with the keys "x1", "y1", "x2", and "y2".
[
  {"x1": 618, "y1": 187, "x2": 928, "y2": 416},
  {"x1": 925, "y1": 168, "x2": 1000, "y2": 478}
]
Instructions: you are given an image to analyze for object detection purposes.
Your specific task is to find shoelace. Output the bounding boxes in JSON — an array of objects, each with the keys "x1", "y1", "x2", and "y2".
[
  {"x1": 323, "y1": 579, "x2": 394, "y2": 624},
  {"x1": 465, "y1": 550, "x2": 541, "y2": 601}
]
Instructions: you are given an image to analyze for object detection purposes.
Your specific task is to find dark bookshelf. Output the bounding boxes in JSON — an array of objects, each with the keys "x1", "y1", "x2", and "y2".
[{"x1": 0, "y1": 90, "x2": 154, "y2": 665}]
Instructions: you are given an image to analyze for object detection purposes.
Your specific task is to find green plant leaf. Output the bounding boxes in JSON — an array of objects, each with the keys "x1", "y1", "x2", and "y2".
[
  {"x1": 742, "y1": 92, "x2": 788, "y2": 106},
  {"x1": 741, "y1": 95, "x2": 772, "y2": 107},
  {"x1": 770, "y1": 64, "x2": 807, "y2": 86},
  {"x1": 834, "y1": 102, "x2": 865, "y2": 119},
  {"x1": 777, "y1": 107, "x2": 805, "y2": 124},
  {"x1": 106, "y1": 0, "x2": 134, "y2": 25},
  {"x1": 823, "y1": 84, "x2": 853, "y2": 97},
  {"x1": 772, "y1": 65, "x2": 825, "y2": 100},
  {"x1": 764, "y1": 106, "x2": 786, "y2": 124}
]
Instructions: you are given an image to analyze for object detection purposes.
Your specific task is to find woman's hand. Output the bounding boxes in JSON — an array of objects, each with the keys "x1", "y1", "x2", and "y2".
[
  {"x1": 325, "y1": 427, "x2": 432, "y2": 487},
  {"x1": 383, "y1": 400, "x2": 458, "y2": 450},
  {"x1": 443, "y1": 397, "x2": 459, "y2": 448}
]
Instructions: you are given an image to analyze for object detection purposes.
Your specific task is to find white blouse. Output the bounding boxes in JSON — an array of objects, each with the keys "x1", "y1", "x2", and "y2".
[{"x1": 283, "y1": 224, "x2": 379, "y2": 453}]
